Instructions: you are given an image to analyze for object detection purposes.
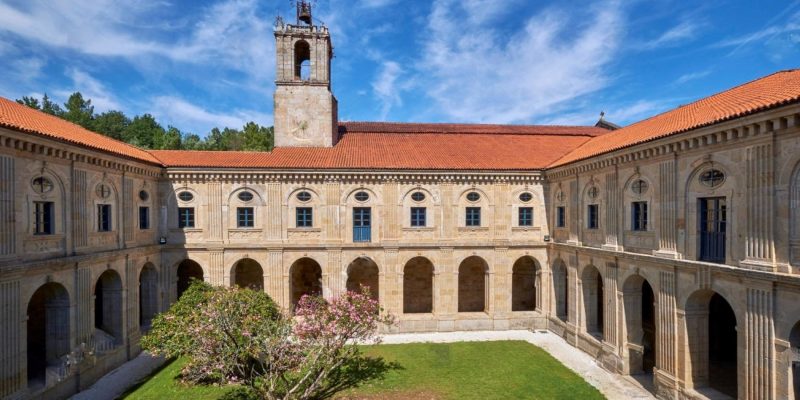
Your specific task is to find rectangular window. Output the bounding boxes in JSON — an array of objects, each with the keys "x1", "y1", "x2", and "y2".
[
  {"x1": 699, "y1": 197, "x2": 727, "y2": 263},
  {"x1": 353, "y1": 207, "x2": 371, "y2": 242},
  {"x1": 466, "y1": 207, "x2": 481, "y2": 227},
  {"x1": 139, "y1": 206, "x2": 150, "y2": 230},
  {"x1": 556, "y1": 206, "x2": 566, "y2": 228},
  {"x1": 237, "y1": 207, "x2": 254, "y2": 228},
  {"x1": 33, "y1": 201, "x2": 54, "y2": 235},
  {"x1": 587, "y1": 204, "x2": 599, "y2": 229},
  {"x1": 178, "y1": 207, "x2": 195, "y2": 228},
  {"x1": 518, "y1": 207, "x2": 533, "y2": 226},
  {"x1": 410, "y1": 207, "x2": 426, "y2": 227},
  {"x1": 296, "y1": 207, "x2": 313, "y2": 227},
  {"x1": 98, "y1": 204, "x2": 112, "y2": 232},
  {"x1": 631, "y1": 202, "x2": 648, "y2": 231}
]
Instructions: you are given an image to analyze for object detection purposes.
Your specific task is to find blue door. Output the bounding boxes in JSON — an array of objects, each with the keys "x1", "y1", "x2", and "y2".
[
  {"x1": 353, "y1": 207, "x2": 371, "y2": 242},
  {"x1": 699, "y1": 197, "x2": 726, "y2": 263}
]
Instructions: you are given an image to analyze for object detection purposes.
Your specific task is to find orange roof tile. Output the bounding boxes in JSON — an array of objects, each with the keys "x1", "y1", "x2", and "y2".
[
  {"x1": 551, "y1": 69, "x2": 800, "y2": 167},
  {"x1": 0, "y1": 97, "x2": 161, "y2": 165},
  {"x1": 151, "y1": 124, "x2": 601, "y2": 170}
]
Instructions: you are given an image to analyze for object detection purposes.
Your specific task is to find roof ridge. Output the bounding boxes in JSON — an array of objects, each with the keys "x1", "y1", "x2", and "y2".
[{"x1": 340, "y1": 120, "x2": 601, "y2": 129}]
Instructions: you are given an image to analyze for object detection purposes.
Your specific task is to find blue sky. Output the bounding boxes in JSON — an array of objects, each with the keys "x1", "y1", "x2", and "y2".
[{"x1": 0, "y1": 0, "x2": 799, "y2": 136}]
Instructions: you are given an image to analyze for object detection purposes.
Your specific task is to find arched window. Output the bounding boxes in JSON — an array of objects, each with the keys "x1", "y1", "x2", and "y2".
[{"x1": 294, "y1": 40, "x2": 311, "y2": 81}]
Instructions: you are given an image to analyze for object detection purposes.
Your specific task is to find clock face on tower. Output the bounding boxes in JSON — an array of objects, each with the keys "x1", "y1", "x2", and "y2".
[{"x1": 290, "y1": 112, "x2": 311, "y2": 141}]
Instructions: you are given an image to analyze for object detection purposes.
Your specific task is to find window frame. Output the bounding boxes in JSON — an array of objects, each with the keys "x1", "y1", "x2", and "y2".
[
  {"x1": 518, "y1": 206, "x2": 533, "y2": 227},
  {"x1": 296, "y1": 207, "x2": 313, "y2": 228},
  {"x1": 178, "y1": 207, "x2": 195, "y2": 229},
  {"x1": 98, "y1": 204, "x2": 112, "y2": 232},
  {"x1": 587, "y1": 204, "x2": 599, "y2": 230},
  {"x1": 410, "y1": 207, "x2": 427, "y2": 227},
  {"x1": 631, "y1": 201, "x2": 648, "y2": 231},
  {"x1": 556, "y1": 206, "x2": 566, "y2": 228},
  {"x1": 237, "y1": 207, "x2": 255, "y2": 228},
  {"x1": 139, "y1": 206, "x2": 150, "y2": 230},
  {"x1": 33, "y1": 201, "x2": 54, "y2": 235},
  {"x1": 465, "y1": 207, "x2": 481, "y2": 227}
]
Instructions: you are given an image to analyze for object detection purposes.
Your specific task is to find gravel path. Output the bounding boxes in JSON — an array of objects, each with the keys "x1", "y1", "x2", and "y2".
[
  {"x1": 380, "y1": 330, "x2": 656, "y2": 400},
  {"x1": 72, "y1": 330, "x2": 654, "y2": 400}
]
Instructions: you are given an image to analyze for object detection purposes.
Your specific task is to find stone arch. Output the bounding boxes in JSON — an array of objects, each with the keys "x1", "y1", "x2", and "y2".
[
  {"x1": 458, "y1": 256, "x2": 489, "y2": 312},
  {"x1": 176, "y1": 259, "x2": 203, "y2": 299},
  {"x1": 94, "y1": 269, "x2": 123, "y2": 344},
  {"x1": 552, "y1": 259, "x2": 568, "y2": 321},
  {"x1": 511, "y1": 256, "x2": 538, "y2": 311},
  {"x1": 346, "y1": 256, "x2": 379, "y2": 301},
  {"x1": 403, "y1": 256, "x2": 434, "y2": 313},
  {"x1": 581, "y1": 265, "x2": 603, "y2": 338},
  {"x1": 139, "y1": 263, "x2": 158, "y2": 331},
  {"x1": 290, "y1": 257, "x2": 322, "y2": 308},
  {"x1": 685, "y1": 289, "x2": 738, "y2": 397},
  {"x1": 683, "y1": 161, "x2": 737, "y2": 263},
  {"x1": 790, "y1": 321, "x2": 800, "y2": 399},
  {"x1": 622, "y1": 274, "x2": 655, "y2": 375},
  {"x1": 26, "y1": 282, "x2": 70, "y2": 387},
  {"x1": 294, "y1": 39, "x2": 310, "y2": 80},
  {"x1": 232, "y1": 258, "x2": 264, "y2": 290}
]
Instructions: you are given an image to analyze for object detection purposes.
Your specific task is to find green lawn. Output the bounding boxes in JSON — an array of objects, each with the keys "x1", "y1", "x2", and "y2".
[{"x1": 123, "y1": 341, "x2": 604, "y2": 400}]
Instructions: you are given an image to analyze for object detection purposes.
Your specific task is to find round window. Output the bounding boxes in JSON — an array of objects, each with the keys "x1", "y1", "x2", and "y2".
[
  {"x1": 466, "y1": 192, "x2": 480, "y2": 202},
  {"x1": 519, "y1": 192, "x2": 532, "y2": 202},
  {"x1": 32, "y1": 177, "x2": 53, "y2": 194},
  {"x1": 139, "y1": 190, "x2": 149, "y2": 201},
  {"x1": 588, "y1": 186, "x2": 599, "y2": 199},
  {"x1": 411, "y1": 192, "x2": 425, "y2": 202},
  {"x1": 297, "y1": 191, "x2": 312, "y2": 202},
  {"x1": 354, "y1": 191, "x2": 370, "y2": 202},
  {"x1": 631, "y1": 179, "x2": 648, "y2": 195},
  {"x1": 700, "y1": 169, "x2": 725, "y2": 188},
  {"x1": 96, "y1": 184, "x2": 111, "y2": 199},
  {"x1": 238, "y1": 191, "x2": 254, "y2": 202},
  {"x1": 178, "y1": 191, "x2": 194, "y2": 202}
]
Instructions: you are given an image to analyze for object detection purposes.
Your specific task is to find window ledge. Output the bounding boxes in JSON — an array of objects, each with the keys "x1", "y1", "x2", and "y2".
[
  {"x1": 458, "y1": 226, "x2": 489, "y2": 232},
  {"x1": 229, "y1": 228, "x2": 263, "y2": 233},
  {"x1": 288, "y1": 227, "x2": 321, "y2": 233},
  {"x1": 512, "y1": 226, "x2": 541, "y2": 232},
  {"x1": 402, "y1": 227, "x2": 435, "y2": 231},
  {"x1": 170, "y1": 228, "x2": 202, "y2": 233}
]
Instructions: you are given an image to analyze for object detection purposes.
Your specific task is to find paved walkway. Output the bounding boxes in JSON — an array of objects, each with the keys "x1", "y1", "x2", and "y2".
[
  {"x1": 380, "y1": 330, "x2": 656, "y2": 400},
  {"x1": 72, "y1": 330, "x2": 654, "y2": 400},
  {"x1": 69, "y1": 352, "x2": 165, "y2": 400}
]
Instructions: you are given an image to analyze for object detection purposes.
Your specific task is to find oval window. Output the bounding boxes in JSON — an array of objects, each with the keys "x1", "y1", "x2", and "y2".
[
  {"x1": 32, "y1": 177, "x2": 53, "y2": 194},
  {"x1": 354, "y1": 191, "x2": 369, "y2": 202},
  {"x1": 237, "y1": 191, "x2": 254, "y2": 202},
  {"x1": 519, "y1": 192, "x2": 532, "y2": 202},
  {"x1": 587, "y1": 186, "x2": 599, "y2": 199},
  {"x1": 297, "y1": 191, "x2": 312, "y2": 202},
  {"x1": 139, "y1": 190, "x2": 149, "y2": 201},
  {"x1": 700, "y1": 169, "x2": 725, "y2": 188},
  {"x1": 411, "y1": 192, "x2": 425, "y2": 202},
  {"x1": 466, "y1": 192, "x2": 480, "y2": 202},
  {"x1": 96, "y1": 184, "x2": 111, "y2": 199},
  {"x1": 178, "y1": 191, "x2": 194, "y2": 202},
  {"x1": 631, "y1": 179, "x2": 648, "y2": 195}
]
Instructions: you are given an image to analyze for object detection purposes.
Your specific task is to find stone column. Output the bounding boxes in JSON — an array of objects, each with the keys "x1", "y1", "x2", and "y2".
[
  {"x1": 745, "y1": 285, "x2": 775, "y2": 399},
  {"x1": 209, "y1": 249, "x2": 224, "y2": 286},
  {"x1": 656, "y1": 158, "x2": 678, "y2": 258},
  {"x1": 744, "y1": 143, "x2": 775, "y2": 270},
  {"x1": 656, "y1": 270, "x2": 677, "y2": 375},
  {"x1": 125, "y1": 257, "x2": 138, "y2": 336},
  {"x1": 492, "y1": 247, "x2": 510, "y2": 315},
  {"x1": 266, "y1": 249, "x2": 284, "y2": 308},
  {"x1": 383, "y1": 248, "x2": 400, "y2": 316},
  {"x1": 75, "y1": 266, "x2": 93, "y2": 344},
  {"x1": 325, "y1": 249, "x2": 342, "y2": 300},
  {"x1": 437, "y1": 247, "x2": 454, "y2": 315},
  {"x1": 0, "y1": 156, "x2": 15, "y2": 257},
  {"x1": 602, "y1": 262, "x2": 618, "y2": 348},
  {"x1": 0, "y1": 280, "x2": 22, "y2": 398}
]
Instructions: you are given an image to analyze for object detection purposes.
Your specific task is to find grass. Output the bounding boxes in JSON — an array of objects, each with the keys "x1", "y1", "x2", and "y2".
[{"x1": 123, "y1": 341, "x2": 604, "y2": 400}]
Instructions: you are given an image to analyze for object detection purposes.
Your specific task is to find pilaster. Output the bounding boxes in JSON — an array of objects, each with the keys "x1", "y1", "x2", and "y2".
[
  {"x1": 656, "y1": 157, "x2": 678, "y2": 258},
  {"x1": 743, "y1": 143, "x2": 775, "y2": 271},
  {"x1": 208, "y1": 181, "x2": 223, "y2": 242},
  {"x1": 0, "y1": 156, "x2": 15, "y2": 257},
  {"x1": 745, "y1": 285, "x2": 775, "y2": 399},
  {"x1": 266, "y1": 249, "x2": 285, "y2": 308},
  {"x1": 0, "y1": 280, "x2": 22, "y2": 398},
  {"x1": 209, "y1": 249, "x2": 224, "y2": 286}
]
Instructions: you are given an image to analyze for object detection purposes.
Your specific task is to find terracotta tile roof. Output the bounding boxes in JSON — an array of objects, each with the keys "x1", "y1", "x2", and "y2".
[
  {"x1": 551, "y1": 69, "x2": 800, "y2": 167},
  {"x1": 0, "y1": 97, "x2": 161, "y2": 165},
  {"x1": 151, "y1": 123, "x2": 604, "y2": 170}
]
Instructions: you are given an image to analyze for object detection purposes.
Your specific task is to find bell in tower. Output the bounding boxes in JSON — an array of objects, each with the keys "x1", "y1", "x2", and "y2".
[{"x1": 297, "y1": 1, "x2": 313, "y2": 25}]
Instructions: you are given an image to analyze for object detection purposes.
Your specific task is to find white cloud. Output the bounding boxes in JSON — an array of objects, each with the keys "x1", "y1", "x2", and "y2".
[
  {"x1": 54, "y1": 69, "x2": 121, "y2": 112},
  {"x1": 674, "y1": 69, "x2": 712, "y2": 85},
  {"x1": 371, "y1": 61, "x2": 404, "y2": 120},
  {"x1": 360, "y1": 0, "x2": 397, "y2": 8},
  {"x1": 150, "y1": 96, "x2": 272, "y2": 135},
  {"x1": 418, "y1": 0, "x2": 623, "y2": 124},
  {"x1": 638, "y1": 20, "x2": 700, "y2": 50}
]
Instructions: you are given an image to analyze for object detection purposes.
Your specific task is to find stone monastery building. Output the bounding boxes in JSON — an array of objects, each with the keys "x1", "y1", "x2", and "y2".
[{"x1": 2, "y1": 4, "x2": 800, "y2": 400}]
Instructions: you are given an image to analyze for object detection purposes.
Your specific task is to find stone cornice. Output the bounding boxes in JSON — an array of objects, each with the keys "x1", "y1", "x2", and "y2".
[
  {"x1": 164, "y1": 169, "x2": 545, "y2": 184},
  {"x1": 546, "y1": 104, "x2": 800, "y2": 180},
  {"x1": 0, "y1": 127, "x2": 163, "y2": 178}
]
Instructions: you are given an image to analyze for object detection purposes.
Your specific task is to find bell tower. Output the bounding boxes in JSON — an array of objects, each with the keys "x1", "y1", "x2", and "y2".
[{"x1": 273, "y1": 1, "x2": 338, "y2": 147}]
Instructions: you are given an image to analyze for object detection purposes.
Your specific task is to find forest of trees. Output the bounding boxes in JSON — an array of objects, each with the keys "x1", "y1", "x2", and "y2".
[{"x1": 16, "y1": 92, "x2": 274, "y2": 151}]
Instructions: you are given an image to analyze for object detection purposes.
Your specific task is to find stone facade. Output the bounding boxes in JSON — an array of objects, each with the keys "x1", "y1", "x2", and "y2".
[{"x1": 2, "y1": 14, "x2": 800, "y2": 400}]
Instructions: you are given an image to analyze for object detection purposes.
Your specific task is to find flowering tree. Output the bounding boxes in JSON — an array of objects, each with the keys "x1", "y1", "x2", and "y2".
[{"x1": 142, "y1": 281, "x2": 395, "y2": 400}]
